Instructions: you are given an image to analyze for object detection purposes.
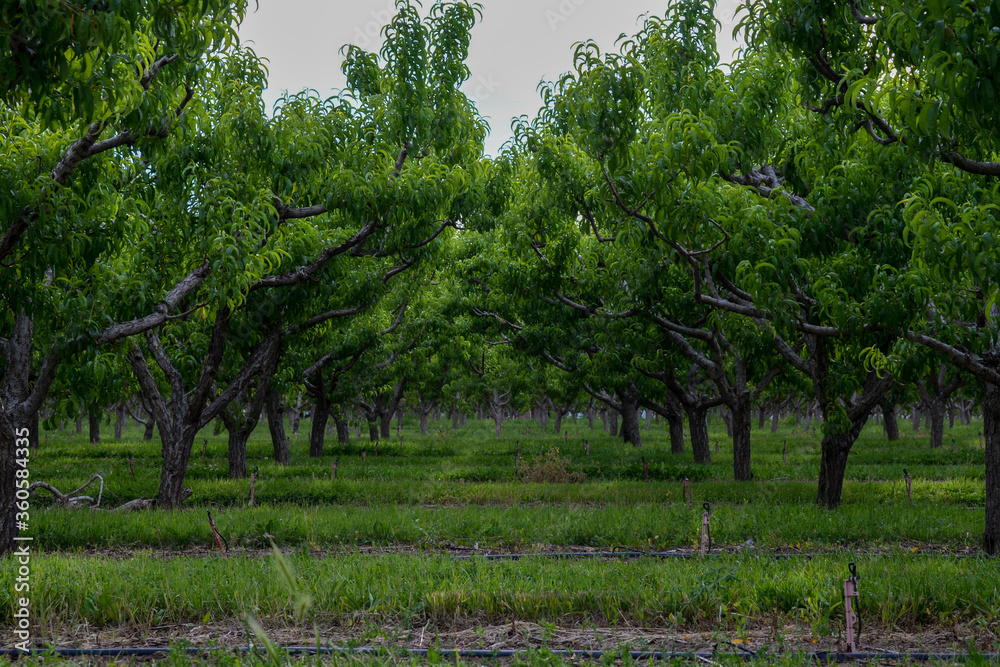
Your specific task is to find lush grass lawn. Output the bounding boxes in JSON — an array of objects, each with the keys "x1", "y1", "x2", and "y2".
[{"x1": 5, "y1": 412, "x2": 998, "y2": 663}]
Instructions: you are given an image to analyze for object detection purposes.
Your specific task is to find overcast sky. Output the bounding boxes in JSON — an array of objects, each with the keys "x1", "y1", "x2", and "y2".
[{"x1": 238, "y1": 1, "x2": 744, "y2": 156}]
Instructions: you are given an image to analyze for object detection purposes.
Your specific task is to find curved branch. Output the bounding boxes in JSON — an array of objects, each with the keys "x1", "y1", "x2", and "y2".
[{"x1": 941, "y1": 151, "x2": 1000, "y2": 177}]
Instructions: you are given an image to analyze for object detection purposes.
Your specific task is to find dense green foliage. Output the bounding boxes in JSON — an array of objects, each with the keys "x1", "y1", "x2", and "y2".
[{"x1": 2, "y1": 0, "x2": 1000, "y2": 660}]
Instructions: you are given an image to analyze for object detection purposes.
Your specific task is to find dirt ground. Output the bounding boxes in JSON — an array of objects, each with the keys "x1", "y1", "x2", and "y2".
[{"x1": 19, "y1": 617, "x2": 999, "y2": 657}]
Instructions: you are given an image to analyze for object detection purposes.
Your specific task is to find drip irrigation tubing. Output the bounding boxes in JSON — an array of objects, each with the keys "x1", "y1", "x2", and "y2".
[{"x1": 1, "y1": 646, "x2": 998, "y2": 662}]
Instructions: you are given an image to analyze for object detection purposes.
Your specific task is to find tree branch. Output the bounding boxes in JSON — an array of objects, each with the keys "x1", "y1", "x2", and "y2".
[
  {"x1": 127, "y1": 341, "x2": 172, "y2": 436},
  {"x1": 93, "y1": 261, "x2": 212, "y2": 344},
  {"x1": 941, "y1": 151, "x2": 1000, "y2": 177},
  {"x1": 907, "y1": 331, "x2": 1000, "y2": 385},
  {"x1": 251, "y1": 222, "x2": 377, "y2": 290},
  {"x1": 187, "y1": 307, "x2": 232, "y2": 422}
]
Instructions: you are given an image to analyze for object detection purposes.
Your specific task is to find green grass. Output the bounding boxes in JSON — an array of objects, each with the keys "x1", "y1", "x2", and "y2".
[
  {"x1": 3, "y1": 552, "x2": 998, "y2": 630},
  {"x1": 24, "y1": 414, "x2": 990, "y2": 551},
  {"x1": 30, "y1": 415, "x2": 988, "y2": 505},
  {"x1": 8, "y1": 412, "x2": 998, "y2": 662},
  {"x1": 30, "y1": 501, "x2": 986, "y2": 551}
]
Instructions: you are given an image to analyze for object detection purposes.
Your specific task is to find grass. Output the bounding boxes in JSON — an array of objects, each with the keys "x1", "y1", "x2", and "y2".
[
  {"x1": 29, "y1": 502, "x2": 987, "y2": 551},
  {"x1": 2, "y1": 552, "x2": 998, "y2": 629},
  {"x1": 6, "y1": 412, "x2": 998, "y2": 664},
  {"x1": 24, "y1": 414, "x2": 990, "y2": 551}
]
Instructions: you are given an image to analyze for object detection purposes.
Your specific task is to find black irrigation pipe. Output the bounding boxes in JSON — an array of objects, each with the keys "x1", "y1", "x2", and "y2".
[{"x1": 2, "y1": 647, "x2": 998, "y2": 662}]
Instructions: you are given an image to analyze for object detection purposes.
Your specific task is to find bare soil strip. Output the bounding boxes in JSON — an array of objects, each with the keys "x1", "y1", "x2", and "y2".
[
  {"x1": 40, "y1": 542, "x2": 986, "y2": 560},
  {"x1": 18, "y1": 619, "x2": 1000, "y2": 657}
]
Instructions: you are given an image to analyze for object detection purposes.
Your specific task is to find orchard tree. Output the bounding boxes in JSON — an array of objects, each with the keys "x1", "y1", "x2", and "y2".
[
  {"x1": 122, "y1": 0, "x2": 485, "y2": 505},
  {"x1": 740, "y1": 0, "x2": 1000, "y2": 552},
  {"x1": 0, "y1": 0, "x2": 249, "y2": 556}
]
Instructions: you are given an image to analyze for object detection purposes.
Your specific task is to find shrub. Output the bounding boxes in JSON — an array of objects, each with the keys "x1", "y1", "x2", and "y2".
[{"x1": 516, "y1": 448, "x2": 586, "y2": 483}]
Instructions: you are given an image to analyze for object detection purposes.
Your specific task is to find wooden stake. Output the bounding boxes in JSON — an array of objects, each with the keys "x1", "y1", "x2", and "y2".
[
  {"x1": 844, "y1": 563, "x2": 860, "y2": 653},
  {"x1": 249, "y1": 467, "x2": 257, "y2": 507}
]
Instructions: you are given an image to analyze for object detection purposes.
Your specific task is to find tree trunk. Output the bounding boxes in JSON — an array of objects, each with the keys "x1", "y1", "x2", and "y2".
[
  {"x1": 368, "y1": 420, "x2": 379, "y2": 442},
  {"x1": 817, "y1": 432, "x2": 853, "y2": 508},
  {"x1": 88, "y1": 407, "x2": 101, "y2": 443},
  {"x1": 587, "y1": 402, "x2": 595, "y2": 430},
  {"x1": 617, "y1": 389, "x2": 642, "y2": 447},
  {"x1": 144, "y1": 419, "x2": 155, "y2": 441},
  {"x1": 76, "y1": 415, "x2": 83, "y2": 434},
  {"x1": 608, "y1": 410, "x2": 619, "y2": 437},
  {"x1": 0, "y1": 423, "x2": 22, "y2": 556},
  {"x1": 290, "y1": 391, "x2": 302, "y2": 435},
  {"x1": 0, "y1": 315, "x2": 60, "y2": 555},
  {"x1": 310, "y1": 399, "x2": 329, "y2": 458},
  {"x1": 770, "y1": 407, "x2": 780, "y2": 434},
  {"x1": 689, "y1": 406, "x2": 711, "y2": 464},
  {"x1": 553, "y1": 411, "x2": 563, "y2": 435},
  {"x1": 668, "y1": 410, "x2": 684, "y2": 454},
  {"x1": 983, "y1": 380, "x2": 1000, "y2": 556},
  {"x1": 929, "y1": 399, "x2": 946, "y2": 448},
  {"x1": 721, "y1": 407, "x2": 733, "y2": 437},
  {"x1": 912, "y1": 405, "x2": 921, "y2": 431},
  {"x1": 114, "y1": 401, "x2": 127, "y2": 440},
  {"x1": 157, "y1": 428, "x2": 197, "y2": 508},
  {"x1": 461, "y1": 413, "x2": 467, "y2": 427},
  {"x1": 881, "y1": 398, "x2": 899, "y2": 441},
  {"x1": 225, "y1": 425, "x2": 250, "y2": 479},
  {"x1": 492, "y1": 409, "x2": 503, "y2": 438},
  {"x1": 758, "y1": 406, "x2": 766, "y2": 430},
  {"x1": 336, "y1": 417, "x2": 350, "y2": 446},
  {"x1": 418, "y1": 397, "x2": 434, "y2": 435},
  {"x1": 731, "y1": 398, "x2": 753, "y2": 481},
  {"x1": 619, "y1": 409, "x2": 642, "y2": 447},
  {"x1": 266, "y1": 390, "x2": 290, "y2": 465}
]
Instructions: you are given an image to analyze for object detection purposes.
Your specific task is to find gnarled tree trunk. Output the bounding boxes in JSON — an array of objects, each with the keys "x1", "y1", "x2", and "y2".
[
  {"x1": 983, "y1": 380, "x2": 999, "y2": 555},
  {"x1": 616, "y1": 387, "x2": 642, "y2": 447},
  {"x1": 880, "y1": 397, "x2": 899, "y2": 441},
  {"x1": 731, "y1": 398, "x2": 753, "y2": 481},
  {"x1": 688, "y1": 406, "x2": 711, "y2": 465},
  {"x1": 266, "y1": 389, "x2": 290, "y2": 465},
  {"x1": 88, "y1": 407, "x2": 101, "y2": 443}
]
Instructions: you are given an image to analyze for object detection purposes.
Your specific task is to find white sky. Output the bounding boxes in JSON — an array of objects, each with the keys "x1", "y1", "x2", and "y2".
[{"x1": 238, "y1": 1, "x2": 744, "y2": 156}]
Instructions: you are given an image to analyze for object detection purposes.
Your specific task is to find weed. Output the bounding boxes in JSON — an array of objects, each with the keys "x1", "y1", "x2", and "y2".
[{"x1": 516, "y1": 448, "x2": 586, "y2": 484}]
